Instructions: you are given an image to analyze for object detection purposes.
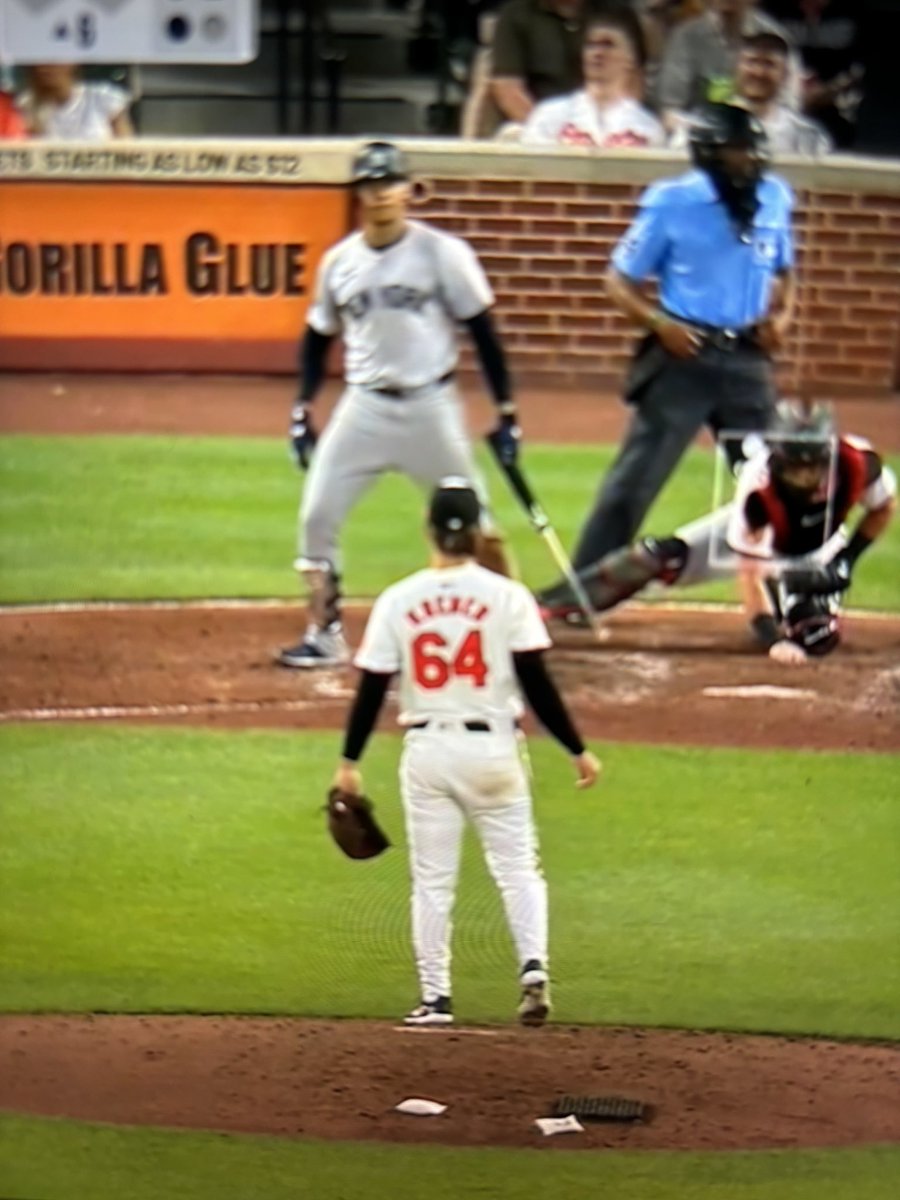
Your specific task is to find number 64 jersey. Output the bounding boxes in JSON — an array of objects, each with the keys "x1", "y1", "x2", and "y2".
[{"x1": 355, "y1": 562, "x2": 552, "y2": 724}]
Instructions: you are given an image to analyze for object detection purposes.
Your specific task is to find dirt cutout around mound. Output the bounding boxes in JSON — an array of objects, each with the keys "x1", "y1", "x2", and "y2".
[
  {"x1": 1, "y1": 1016, "x2": 899, "y2": 1152},
  {"x1": 2, "y1": 603, "x2": 898, "y2": 750}
]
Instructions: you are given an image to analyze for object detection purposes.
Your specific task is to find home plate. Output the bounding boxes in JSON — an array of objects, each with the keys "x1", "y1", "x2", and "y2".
[{"x1": 703, "y1": 685, "x2": 819, "y2": 701}]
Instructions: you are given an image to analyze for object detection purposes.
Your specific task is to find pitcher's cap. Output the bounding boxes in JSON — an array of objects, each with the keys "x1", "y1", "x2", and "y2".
[{"x1": 428, "y1": 477, "x2": 481, "y2": 532}]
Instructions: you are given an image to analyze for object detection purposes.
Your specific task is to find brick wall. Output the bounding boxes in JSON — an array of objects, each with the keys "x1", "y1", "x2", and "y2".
[{"x1": 417, "y1": 169, "x2": 900, "y2": 395}]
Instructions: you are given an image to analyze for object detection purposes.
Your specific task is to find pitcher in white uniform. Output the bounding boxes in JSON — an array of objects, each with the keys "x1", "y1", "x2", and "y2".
[
  {"x1": 278, "y1": 141, "x2": 520, "y2": 668},
  {"x1": 331, "y1": 479, "x2": 600, "y2": 1027}
]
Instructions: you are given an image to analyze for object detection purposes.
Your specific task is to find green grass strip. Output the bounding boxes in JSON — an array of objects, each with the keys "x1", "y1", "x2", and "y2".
[
  {"x1": 2, "y1": 437, "x2": 898, "y2": 608},
  {"x1": 1, "y1": 1114, "x2": 899, "y2": 1200},
  {"x1": 2, "y1": 726, "x2": 897, "y2": 1039}
]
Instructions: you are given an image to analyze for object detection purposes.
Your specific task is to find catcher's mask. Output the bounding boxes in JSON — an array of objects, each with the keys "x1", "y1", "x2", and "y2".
[
  {"x1": 768, "y1": 401, "x2": 835, "y2": 495},
  {"x1": 783, "y1": 591, "x2": 842, "y2": 657},
  {"x1": 688, "y1": 102, "x2": 769, "y2": 233}
]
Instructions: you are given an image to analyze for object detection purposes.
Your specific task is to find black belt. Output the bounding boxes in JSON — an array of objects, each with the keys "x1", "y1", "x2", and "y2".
[
  {"x1": 410, "y1": 719, "x2": 491, "y2": 732},
  {"x1": 371, "y1": 371, "x2": 454, "y2": 399},
  {"x1": 693, "y1": 323, "x2": 761, "y2": 353}
]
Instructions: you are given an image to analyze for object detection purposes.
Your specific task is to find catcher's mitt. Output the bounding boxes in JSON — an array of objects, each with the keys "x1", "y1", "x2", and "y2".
[{"x1": 325, "y1": 787, "x2": 391, "y2": 860}]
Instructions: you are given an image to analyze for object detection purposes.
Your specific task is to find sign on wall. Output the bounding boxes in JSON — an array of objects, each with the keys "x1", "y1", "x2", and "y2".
[{"x1": 0, "y1": 181, "x2": 349, "y2": 367}]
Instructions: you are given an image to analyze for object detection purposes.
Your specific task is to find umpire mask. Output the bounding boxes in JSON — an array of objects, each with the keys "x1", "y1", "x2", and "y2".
[{"x1": 689, "y1": 103, "x2": 769, "y2": 237}]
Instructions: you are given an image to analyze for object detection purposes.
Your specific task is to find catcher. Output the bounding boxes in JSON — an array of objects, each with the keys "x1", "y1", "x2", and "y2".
[{"x1": 539, "y1": 402, "x2": 897, "y2": 662}]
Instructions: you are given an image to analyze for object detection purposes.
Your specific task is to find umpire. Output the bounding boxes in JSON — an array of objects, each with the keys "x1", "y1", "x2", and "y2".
[{"x1": 541, "y1": 102, "x2": 796, "y2": 602}]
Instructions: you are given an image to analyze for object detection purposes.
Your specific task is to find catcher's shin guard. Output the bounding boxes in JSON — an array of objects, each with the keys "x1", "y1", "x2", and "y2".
[{"x1": 540, "y1": 536, "x2": 688, "y2": 614}]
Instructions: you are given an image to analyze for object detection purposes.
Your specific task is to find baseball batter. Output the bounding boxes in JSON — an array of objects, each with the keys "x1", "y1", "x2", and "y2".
[
  {"x1": 278, "y1": 141, "x2": 520, "y2": 668},
  {"x1": 331, "y1": 479, "x2": 600, "y2": 1027},
  {"x1": 540, "y1": 403, "x2": 897, "y2": 661}
]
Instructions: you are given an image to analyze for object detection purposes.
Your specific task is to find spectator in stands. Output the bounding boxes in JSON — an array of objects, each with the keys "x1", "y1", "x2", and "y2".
[
  {"x1": 761, "y1": 1, "x2": 863, "y2": 148},
  {"x1": 490, "y1": 0, "x2": 640, "y2": 124},
  {"x1": 521, "y1": 7, "x2": 666, "y2": 145},
  {"x1": 639, "y1": 1, "x2": 706, "y2": 103},
  {"x1": 658, "y1": 0, "x2": 797, "y2": 128},
  {"x1": 734, "y1": 31, "x2": 831, "y2": 152},
  {"x1": 19, "y1": 65, "x2": 133, "y2": 140},
  {"x1": 671, "y1": 32, "x2": 832, "y2": 154},
  {"x1": 0, "y1": 91, "x2": 27, "y2": 139}
]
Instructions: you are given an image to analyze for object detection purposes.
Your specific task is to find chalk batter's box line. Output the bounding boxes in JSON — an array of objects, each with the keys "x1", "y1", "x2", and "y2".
[{"x1": 0, "y1": 598, "x2": 894, "y2": 620}]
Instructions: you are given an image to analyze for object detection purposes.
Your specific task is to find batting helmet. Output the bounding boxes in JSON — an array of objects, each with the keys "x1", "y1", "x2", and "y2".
[
  {"x1": 783, "y1": 592, "x2": 842, "y2": 657},
  {"x1": 351, "y1": 141, "x2": 410, "y2": 186}
]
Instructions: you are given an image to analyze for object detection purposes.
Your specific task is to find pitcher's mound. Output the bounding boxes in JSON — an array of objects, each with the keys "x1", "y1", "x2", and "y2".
[{"x1": 2, "y1": 1015, "x2": 898, "y2": 1151}]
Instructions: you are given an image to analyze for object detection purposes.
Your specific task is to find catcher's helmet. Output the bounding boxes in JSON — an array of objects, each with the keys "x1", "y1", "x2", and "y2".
[
  {"x1": 768, "y1": 401, "x2": 835, "y2": 481},
  {"x1": 351, "y1": 140, "x2": 410, "y2": 186},
  {"x1": 688, "y1": 102, "x2": 769, "y2": 171}
]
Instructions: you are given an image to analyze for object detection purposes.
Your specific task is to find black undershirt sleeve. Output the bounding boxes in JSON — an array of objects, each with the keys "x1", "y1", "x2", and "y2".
[
  {"x1": 299, "y1": 326, "x2": 334, "y2": 405},
  {"x1": 465, "y1": 309, "x2": 512, "y2": 406},
  {"x1": 342, "y1": 670, "x2": 393, "y2": 763},
  {"x1": 513, "y1": 650, "x2": 585, "y2": 756}
]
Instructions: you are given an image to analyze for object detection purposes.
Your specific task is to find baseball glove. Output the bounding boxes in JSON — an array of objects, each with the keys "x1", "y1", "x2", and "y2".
[{"x1": 325, "y1": 787, "x2": 391, "y2": 860}]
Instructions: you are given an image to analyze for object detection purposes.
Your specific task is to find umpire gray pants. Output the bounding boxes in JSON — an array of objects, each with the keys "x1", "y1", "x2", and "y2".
[{"x1": 573, "y1": 340, "x2": 776, "y2": 570}]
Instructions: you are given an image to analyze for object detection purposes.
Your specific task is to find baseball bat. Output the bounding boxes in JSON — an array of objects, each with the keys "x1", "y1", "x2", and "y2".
[{"x1": 485, "y1": 435, "x2": 605, "y2": 640}]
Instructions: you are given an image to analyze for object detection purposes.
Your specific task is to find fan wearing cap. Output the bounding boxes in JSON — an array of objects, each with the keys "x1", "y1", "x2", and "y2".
[
  {"x1": 332, "y1": 478, "x2": 600, "y2": 1027},
  {"x1": 669, "y1": 32, "x2": 832, "y2": 155},
  {"x1": 279, "y1": 141, "x2": 519, "y2": 669},
  {"x1": 537, "y1": 100, "x2": 796, "y2": 618}
]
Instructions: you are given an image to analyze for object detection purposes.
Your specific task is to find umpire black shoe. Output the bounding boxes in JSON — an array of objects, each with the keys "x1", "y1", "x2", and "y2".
[
  {"x1": 517, "y1": 960, "x2": 551, "y2": 1027},
  {"x1": 403, "y1": 996, "x2": 453, "y2": 1027},
  {"x1": 277, "y1": 622, "x2": 348, "y2": 669}
]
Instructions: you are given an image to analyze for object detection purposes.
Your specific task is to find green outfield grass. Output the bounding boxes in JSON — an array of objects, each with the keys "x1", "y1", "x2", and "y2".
[
  {"x1": 2, "y1": 725, "x2": 897, "y2": 1038},
  {"x1": 1, "y1": 436, "x2": 898, "y2": 609},
  {"x1": 2, "y1": 1114, "x2": 899, "y2": 1200}
]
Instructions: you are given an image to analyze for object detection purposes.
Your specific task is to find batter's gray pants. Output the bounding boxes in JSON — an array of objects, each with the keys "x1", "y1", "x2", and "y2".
[{"x1": 296, "y1": 381, "x2": 486, "y2": 571}]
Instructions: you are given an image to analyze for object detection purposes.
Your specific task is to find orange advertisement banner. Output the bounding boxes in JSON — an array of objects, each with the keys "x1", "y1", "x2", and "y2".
[{"x1": 0, "y1": 182, "x2": 350, "y2": 341}]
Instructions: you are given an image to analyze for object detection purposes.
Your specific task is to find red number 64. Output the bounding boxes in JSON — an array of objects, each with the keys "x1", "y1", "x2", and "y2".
[{"x1": 412, "y1": 630, "x2": 488, "y2": 690}]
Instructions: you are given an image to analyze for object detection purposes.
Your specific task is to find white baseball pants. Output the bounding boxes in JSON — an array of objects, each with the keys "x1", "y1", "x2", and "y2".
[{"x1": 399, "y1": 721, "x2": 548, "y2": 1002}]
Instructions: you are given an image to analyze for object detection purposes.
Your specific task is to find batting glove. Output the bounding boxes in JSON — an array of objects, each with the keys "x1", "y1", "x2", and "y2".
[
  {"x1": 290, "y1": 404, "x2": 317, "y2": 471},
  {"x1": 490, "y1": 409, "x2": 522, "y2": 467}
]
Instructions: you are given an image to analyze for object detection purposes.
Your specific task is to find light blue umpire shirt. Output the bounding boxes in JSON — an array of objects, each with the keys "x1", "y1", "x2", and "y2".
[{"x1": 611, "y1": 169, "x2": 795, "y2": 331}]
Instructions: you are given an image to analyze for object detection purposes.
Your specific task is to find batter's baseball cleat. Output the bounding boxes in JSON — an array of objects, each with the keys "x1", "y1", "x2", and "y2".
[
  {"x1": 403, "y1": 996, "x2": 454, "y2": 1027},
  {"x1": 517, "y1": 960, "x2": 551, "y2": 1027},
  {"x1": 277, "y1": 623, "x2": 348, "y2": 669}
]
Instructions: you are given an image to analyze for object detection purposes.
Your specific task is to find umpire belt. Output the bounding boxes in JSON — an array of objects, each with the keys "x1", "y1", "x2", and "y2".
[
  {"x1": 369, "y1": 371, "x2": 455, "y2": 399},
  {"x1": 693, "y1": 323, "x2": 761, "y2": 352}
]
